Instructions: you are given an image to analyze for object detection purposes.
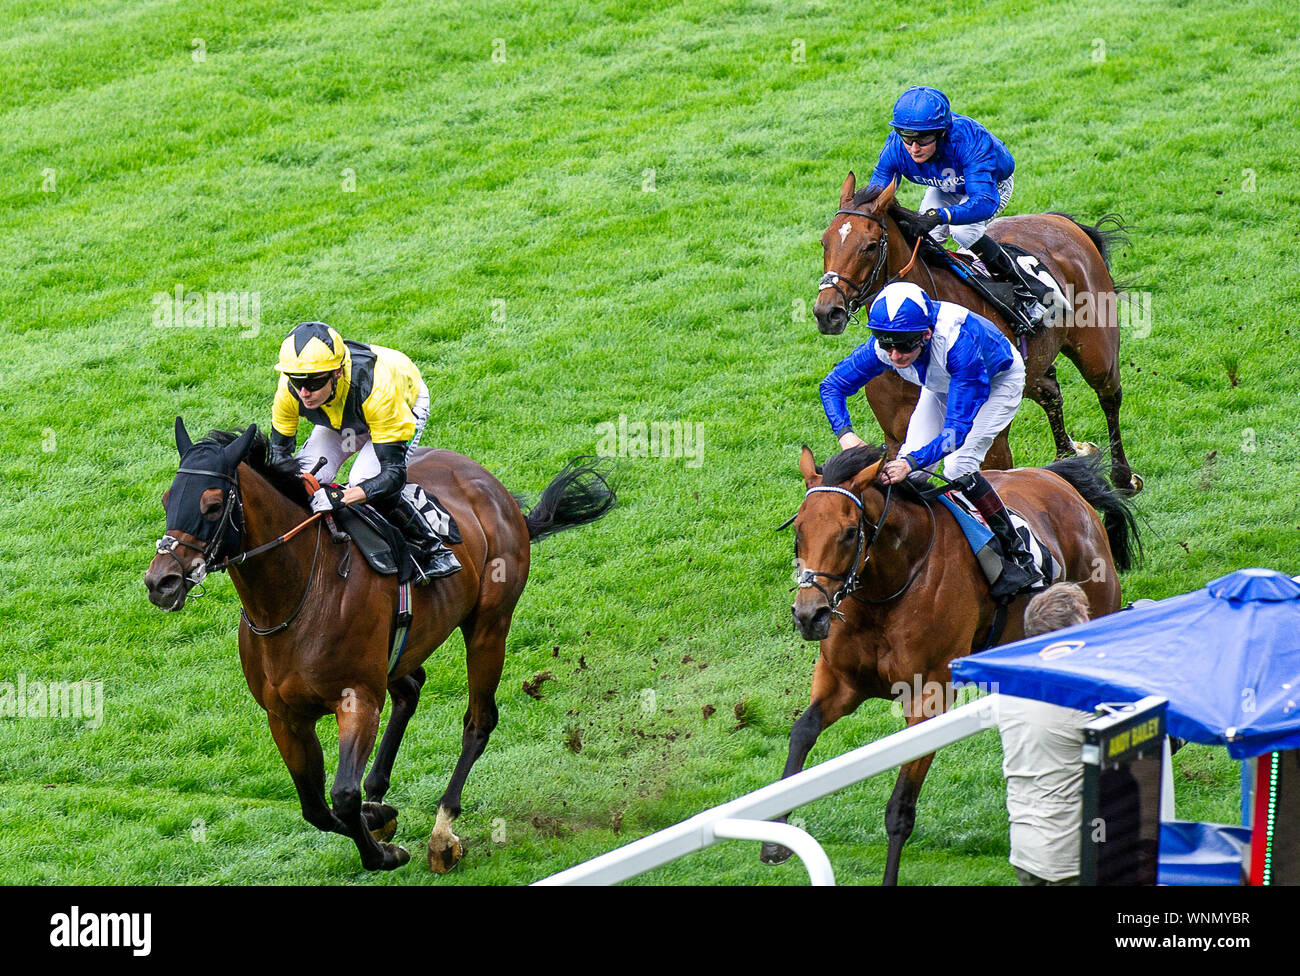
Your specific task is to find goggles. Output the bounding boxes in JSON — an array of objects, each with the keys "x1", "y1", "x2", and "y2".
[
  {"x1": 288, "y1": 371, "x2": 335, "y2": 393},
  {"x1": 872, "y1": 330, "x2": 928, "y2": 353},
  {"x1": 895, "y1": 129, "x2": 940, "y2": 147}
]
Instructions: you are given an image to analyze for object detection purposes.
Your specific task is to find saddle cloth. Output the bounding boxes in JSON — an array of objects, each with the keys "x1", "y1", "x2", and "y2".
[{"x1": 936, "y1": 491, "x2": 1062, "y2": 590}]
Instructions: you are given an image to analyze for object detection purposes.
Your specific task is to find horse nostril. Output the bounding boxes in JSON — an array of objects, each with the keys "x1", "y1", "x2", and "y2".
[{"x1": 148, "y1": 573, "x2": 182, "y2": 597}]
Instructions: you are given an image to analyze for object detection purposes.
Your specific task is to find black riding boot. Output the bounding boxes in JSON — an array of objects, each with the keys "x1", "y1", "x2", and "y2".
[
  {"x1": 954, "y1": 472, "x2": 1043, "y2": 602},
  {"x1": 379, "y1": 495, "x2": 461, "y2": 584},
  {"x1": 969, "y1": 235, "x2": 1054, "y2": 333}
]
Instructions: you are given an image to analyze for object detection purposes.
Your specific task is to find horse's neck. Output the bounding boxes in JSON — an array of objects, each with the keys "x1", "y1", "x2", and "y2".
[
  {"x1": 227, "y1": 465, "x2": 321, "y2": 620},
  {"x1": 861, "y1": 493, "x2": 930, "y2": 595}
]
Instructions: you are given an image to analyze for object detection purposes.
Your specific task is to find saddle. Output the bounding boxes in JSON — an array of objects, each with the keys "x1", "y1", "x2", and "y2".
[
  {"x1": 330, "y1": 488, "x2": 462, "y2": 584},
  {"x1": 909, "y1": 231, "x2": 1065, "y2": 338}
]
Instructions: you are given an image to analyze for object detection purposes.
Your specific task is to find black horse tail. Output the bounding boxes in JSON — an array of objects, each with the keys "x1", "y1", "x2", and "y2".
[
  {"x1": 1046, "y1": 212, "x2": 1129, "y2": 276},
  {"x1": 516, "y1": 456, "x2": 617, "y2": 542},
  {"x1": 1045, "y1": 454, "x2": 1142, "y2": 572}
]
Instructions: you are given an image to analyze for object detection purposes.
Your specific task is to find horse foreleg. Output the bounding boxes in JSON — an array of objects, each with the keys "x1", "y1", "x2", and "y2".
[
  {"x1": 428, "y1": 616, "x2": 507, "y2": 874},
  {"x1": 266, "y1": 712, "x2": 346, "y2": 836},
  {"x1": 360, "y1": 668, "x2": 426, "y2": 841},
  {"x1": 333, "y1": 694, "x2": 410, "y2": 871},
  {"x1": 882, "y1": 751, "x2": 935, "y2": 886},
  {"x1": 760, "y1": 658, "x2": 865, "y2": 866}
]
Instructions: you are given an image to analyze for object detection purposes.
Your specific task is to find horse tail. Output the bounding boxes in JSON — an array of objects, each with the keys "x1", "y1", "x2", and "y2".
[
  {"x1": 517, "y1": 456, "x2": 617, "y2": 542},
  {"x1": 1044, "y1": 454, "x2": 1143, "y2": 572},
  {"x1": 1046, "y1": 212, "x2": 1129, "y2": 276}
]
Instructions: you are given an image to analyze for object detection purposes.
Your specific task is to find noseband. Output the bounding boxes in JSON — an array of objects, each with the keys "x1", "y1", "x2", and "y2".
[{"x1": 818, "y1": 208, "x2": 890, "y2": 321}]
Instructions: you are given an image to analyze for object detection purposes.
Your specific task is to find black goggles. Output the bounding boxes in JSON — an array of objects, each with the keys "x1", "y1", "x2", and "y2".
[
  {"x1": 287, "y1": 371, "x2": 334, "y2": 392},
  {"x1": 895, "y1": 129, "x2": 940, "y2": 147},
  {"x1": 872, "y1": 330, "x2": 928, "y2": 353}
]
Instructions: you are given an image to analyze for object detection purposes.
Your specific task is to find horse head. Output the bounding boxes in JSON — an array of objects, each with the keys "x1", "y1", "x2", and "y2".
[
  {"x1": 790, "y1": 444, "x2": 886, "y2": 641},
  {"x1": 814, "y1": 173, "x2": 897, "y2": 335},
  {"x1": 144, "y1": 417, "x2": 257, "y2": 611}
]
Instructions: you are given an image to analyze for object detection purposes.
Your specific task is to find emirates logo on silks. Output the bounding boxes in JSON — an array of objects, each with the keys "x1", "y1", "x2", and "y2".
[{"x1": 1039, "y1": 639, "x2": 1086, "y2": 660}]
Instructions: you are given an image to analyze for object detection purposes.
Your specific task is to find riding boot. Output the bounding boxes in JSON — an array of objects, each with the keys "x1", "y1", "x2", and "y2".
[
  {"x1": 379, "y1": 494, "x2": 461, "y2": 584},
  {"x1": 953, "y1": 472, "x2": 1043, "y2": 602},
  {"x1": 969, "y1": 235, "x2": 1053, "y2": 333}
]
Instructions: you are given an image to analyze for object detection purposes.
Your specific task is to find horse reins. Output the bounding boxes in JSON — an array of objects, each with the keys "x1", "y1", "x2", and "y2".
[{"x1": 790, "y1": 481, "x2": 937, "y2": 616}]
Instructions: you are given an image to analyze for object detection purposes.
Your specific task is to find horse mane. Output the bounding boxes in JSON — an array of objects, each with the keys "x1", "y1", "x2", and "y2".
[
  {"x1": 819, "y1": 444, "x2": 888, "y2": 487},
  {"x1": 203, "y1": 428, "x2": 311, "y2": 507},
  {"x1": 849, "y1": 185, "x2": 926, "y2": 244}
]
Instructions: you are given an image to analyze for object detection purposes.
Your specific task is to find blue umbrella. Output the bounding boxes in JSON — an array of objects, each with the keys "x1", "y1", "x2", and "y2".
[{"x1": 951, "y1": 569, "x2": 1300, "y2": 758}]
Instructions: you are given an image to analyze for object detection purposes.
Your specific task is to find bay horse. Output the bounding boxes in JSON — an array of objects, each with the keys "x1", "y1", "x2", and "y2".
[
  {"x1": 762, "y1": 444, "x2": 1140, "y2": 884},
  {"x1": 814, "y1": 173, "x2": 1141, "y2": 494},
  {"x1": 144, "y1": 420, "x2": 615, "y2": 872}
]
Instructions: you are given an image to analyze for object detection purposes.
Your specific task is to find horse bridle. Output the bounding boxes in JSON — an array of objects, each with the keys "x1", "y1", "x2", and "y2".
[
  {"x1": 786, "y1": 481, "x2": 938, "y2": 616},
  {"x1": 154, "y1": 465, "x2": 245, "y2": 597},
  {"x1": 817, "y1": 208, "x2": 890, "y2": 321},
  {"x1": 155, "y1": 459, "x2": 326, "y2": 636}
]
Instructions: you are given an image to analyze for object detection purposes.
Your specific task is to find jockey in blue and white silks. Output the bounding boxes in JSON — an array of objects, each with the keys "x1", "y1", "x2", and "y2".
[
  {"x1": 820, "y1": 281, "x2": 1042, "y2": 599},
  {"x1": 866, "y1": 86, "x2": 1057, "y2": 329}
]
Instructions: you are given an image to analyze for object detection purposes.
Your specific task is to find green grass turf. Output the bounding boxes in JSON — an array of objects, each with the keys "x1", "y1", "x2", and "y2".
[{"x1": 1, "y1": 0, "x2": 1296, "y2": 885}]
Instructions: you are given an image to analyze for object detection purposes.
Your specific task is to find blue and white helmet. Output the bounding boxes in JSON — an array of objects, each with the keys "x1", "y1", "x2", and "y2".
[
  {"x1": 891, "y1": 86, "x2": 952, "y2": 134},
  {"x1": 867, "y1": 282, "x2": 936, "y2": 333}
]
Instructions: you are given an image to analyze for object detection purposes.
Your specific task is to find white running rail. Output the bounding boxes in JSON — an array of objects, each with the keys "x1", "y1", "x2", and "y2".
[{"x1": 534, "y1": 694, "x2": 1004, "y2": 886}]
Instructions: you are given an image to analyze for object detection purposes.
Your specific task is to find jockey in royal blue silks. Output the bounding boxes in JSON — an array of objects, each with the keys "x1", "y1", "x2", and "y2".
[
  {"x1": 867, "y1": 86, "x2": 1058, "y2": 329},
  {"x1": 820, "y1": 281, "x2": 1042, "y2": 600}
]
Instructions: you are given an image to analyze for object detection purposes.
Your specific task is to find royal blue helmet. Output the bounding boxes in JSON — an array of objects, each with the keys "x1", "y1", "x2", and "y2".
[
  {"x1": 868, "y1": 282, "x2": 936, "y2": 333},
  {"x1": 891, "y1": 86, "x2": 952, "y2": 134}
]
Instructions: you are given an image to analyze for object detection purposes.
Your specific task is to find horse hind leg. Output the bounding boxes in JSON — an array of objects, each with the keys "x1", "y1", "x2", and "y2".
[
  {"x1": 1027, "y1": 363, "x2": 1078, "y2": 460},
  {"x1": 427, "y1": 614, "x2": 508, "y2": 874},
  {"x1": 361, "y1": 667, "x2": 427, "y2": 842}
]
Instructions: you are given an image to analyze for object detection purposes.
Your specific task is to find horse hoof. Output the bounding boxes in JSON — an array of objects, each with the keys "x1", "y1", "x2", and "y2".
[
  {"x1": 380, "y1": 843, "x2": 410, "y2": 870},
  {"x1": 1129, "y1": 472, "x2": 1144, "y2": 494},
  {"x1": 427, "y1": 833, "x2": 464, "y2": 874},
  {"x1": 363, "y1": 802, "x2": 399, "y2": 843},
  {"x1": 760, "y1": 842, "x2": 793, "y2": 865},
  {"x1": 1070, "y1": 440, "x2": 1100, "y2": 456}
]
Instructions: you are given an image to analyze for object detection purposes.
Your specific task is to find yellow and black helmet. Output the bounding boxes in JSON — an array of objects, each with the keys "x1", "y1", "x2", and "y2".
[{"x1": 275, "y1": 322, "x2": 347, "y2": 375}]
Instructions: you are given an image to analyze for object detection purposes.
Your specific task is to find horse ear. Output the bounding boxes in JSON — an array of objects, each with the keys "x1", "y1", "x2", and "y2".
[
  {"x1": 799, "y1": 445, "x2": 821, "y2": 487},
  {"x1": 870, "y1": 177, "x2": 897, "y2": 213},
  {"x1": 175, "y1": 416, "x2": 192, "y2": 457},
  {"x1": 849, "y1": 458, "x2": 885, "y2": 493},
  {"x1": 224, "y1": 424, "x2": 258, "y2": 466},
  {"x1": 839, "y1": 171, "x2": 856, "y2": 208}
]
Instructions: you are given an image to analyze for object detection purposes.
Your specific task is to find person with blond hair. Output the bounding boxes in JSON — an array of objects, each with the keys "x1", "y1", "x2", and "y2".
[{"x1": 997, "y1": 582, "x2": 1094, "y2": 885}]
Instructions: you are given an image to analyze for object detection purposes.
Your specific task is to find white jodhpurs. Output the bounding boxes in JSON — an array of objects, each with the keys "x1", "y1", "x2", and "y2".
[
  {"x1": 297, "y1": 382, "x2": 430, "y2": 485},
  {"x1": 920, "y1": 175, "x2": 1014, "y2": 249},
  {"x1": 898, "y1": 355, "x2": 1025, "y2": 481}
]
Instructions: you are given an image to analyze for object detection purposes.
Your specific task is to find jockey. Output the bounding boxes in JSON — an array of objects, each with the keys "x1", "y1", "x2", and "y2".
[
  {"x1": 867, "y1": 86, "x2": 1058, "y2": 330},
  {"x1": 820, "y1": 282, "x2": 1042, "y2": 601},
  {"x1": 269, "y1": 321, "x2": 460, "y2": 582}
]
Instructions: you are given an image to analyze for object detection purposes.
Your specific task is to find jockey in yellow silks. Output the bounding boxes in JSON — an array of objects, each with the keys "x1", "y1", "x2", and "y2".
[{"x1": 270, "y1": 321, "x2": 459, "y2": 581}]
